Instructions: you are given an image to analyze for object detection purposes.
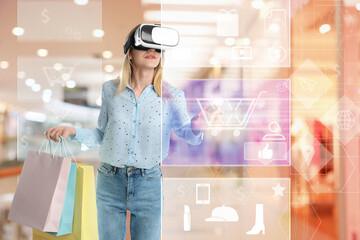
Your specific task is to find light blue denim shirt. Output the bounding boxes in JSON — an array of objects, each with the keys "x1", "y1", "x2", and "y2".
[{"x1": 68, "y1": 80, "x2": 203, "y2": 169}]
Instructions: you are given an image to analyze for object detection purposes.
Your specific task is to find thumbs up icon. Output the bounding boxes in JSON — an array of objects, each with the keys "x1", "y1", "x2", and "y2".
[{"x1": 258, "y1": 144, "x2": 273, "y2": 160}]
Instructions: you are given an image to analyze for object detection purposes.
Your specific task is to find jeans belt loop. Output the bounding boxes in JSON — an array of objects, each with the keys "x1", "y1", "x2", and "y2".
[{"x1": 141, "y1": 168, "x2": 145, "y2": 177}]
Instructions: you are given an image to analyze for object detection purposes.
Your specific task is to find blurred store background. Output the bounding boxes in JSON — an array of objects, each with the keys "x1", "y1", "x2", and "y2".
[{"x1": 0, "y1": 0, "x2": 360, "y2": 239}]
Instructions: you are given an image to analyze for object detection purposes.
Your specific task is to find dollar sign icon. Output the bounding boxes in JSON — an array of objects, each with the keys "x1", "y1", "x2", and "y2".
[
  {"x1": 177, "y1": 185, "x2": 185, "y2": 199},
  {"x1": 274, "y1": 50, "x2": 281, "y2": 60},
  {"x1": 20, "y1": 135, "x2": 29, "y2": 149},
  {"x1": 333, "y1": 64, "x2": 341, "y2": 78},
  {"x1": 41, "y1": 8, "x2": 50, "y2": 24},
  {"x1": 269, "y1": 46, "x2": 286, "y2": 63}
]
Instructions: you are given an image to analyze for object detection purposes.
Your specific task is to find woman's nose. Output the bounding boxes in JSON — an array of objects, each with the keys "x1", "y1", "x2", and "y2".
[{"x1": 147, "y1": 48, "x2": 156, "y2": 52}]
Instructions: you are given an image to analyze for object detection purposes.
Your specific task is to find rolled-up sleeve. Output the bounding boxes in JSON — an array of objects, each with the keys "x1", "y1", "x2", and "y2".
[
  {"x1": 68, "y1": 84, "x2": 108, "y2": 150},
  {"x1": 171, "y1": 90, "x2": 204, "y2": 145}
]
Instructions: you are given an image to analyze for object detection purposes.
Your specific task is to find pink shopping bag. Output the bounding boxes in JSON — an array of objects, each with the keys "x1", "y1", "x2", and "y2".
[{"x1": 8, "y1": 139, "x2": 71, "y2": 232}]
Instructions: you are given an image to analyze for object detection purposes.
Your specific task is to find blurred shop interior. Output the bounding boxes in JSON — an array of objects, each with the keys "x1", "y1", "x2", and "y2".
[{"x1": 0, "y1": 0, "x2": 360, "y2": 239}]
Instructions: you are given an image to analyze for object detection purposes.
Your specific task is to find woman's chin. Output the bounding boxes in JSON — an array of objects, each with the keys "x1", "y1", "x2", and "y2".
[
  {"x1": 134, "y1": 61, "x2": 160, "y2": 70},
  {"x1": 144, "y1": 64, "x2": 160, "y2": 69}
]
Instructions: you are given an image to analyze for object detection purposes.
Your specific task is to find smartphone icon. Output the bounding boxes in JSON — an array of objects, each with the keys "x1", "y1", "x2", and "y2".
[{"x1": 196, "y1": 183, "x2": 210, "y2": 204}]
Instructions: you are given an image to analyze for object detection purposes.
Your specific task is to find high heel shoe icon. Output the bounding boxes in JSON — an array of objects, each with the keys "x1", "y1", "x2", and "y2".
[{"x1": 246, "y1": 204, "x2": 265, "y2": 235}]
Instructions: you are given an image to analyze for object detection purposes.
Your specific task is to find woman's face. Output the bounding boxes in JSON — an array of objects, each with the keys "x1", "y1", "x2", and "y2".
[{"x1": 130, "y1": 48, "x2": 161, "y2": 70}]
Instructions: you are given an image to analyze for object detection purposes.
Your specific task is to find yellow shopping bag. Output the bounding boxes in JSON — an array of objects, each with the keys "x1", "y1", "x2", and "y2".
[{"x1": 33, "y1": 164, "x2": 99, "y2": 240}]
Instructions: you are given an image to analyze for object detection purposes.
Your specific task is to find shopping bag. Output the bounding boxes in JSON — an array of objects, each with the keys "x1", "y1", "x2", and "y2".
[
  {"x1": 217, "y1": 9, "x2": 239, "y2": 36},
  {"x1": 48, "y1": 161, "x2": 77, "y2": 236},
  {"x1": 48, "y1": 137, "x2": 77, "y2": 236},
  {"x1": 8, "y1": 139, "x2": 71, "y2": 232},
  {"x1": 33, "y1": 164, "x2": 99, "y2": 240}
]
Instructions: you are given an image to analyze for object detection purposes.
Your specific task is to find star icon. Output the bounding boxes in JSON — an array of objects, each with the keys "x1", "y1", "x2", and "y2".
[{"x1": 272, "y1": 183, "x2": 286, "y2": 197}]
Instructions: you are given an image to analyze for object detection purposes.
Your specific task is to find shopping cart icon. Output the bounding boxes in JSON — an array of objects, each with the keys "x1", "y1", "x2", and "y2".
[
  {"x1": 42, "y1": 64, "x2": 77, "y2": 86},
  {"x1": 196, "y1": 91, "x2": 267, "y2": 128}
]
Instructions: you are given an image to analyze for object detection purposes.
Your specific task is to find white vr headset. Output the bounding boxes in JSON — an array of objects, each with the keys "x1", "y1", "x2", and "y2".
[{"x1": 123, "y1": 24, "x2": 180, "y2": 54}]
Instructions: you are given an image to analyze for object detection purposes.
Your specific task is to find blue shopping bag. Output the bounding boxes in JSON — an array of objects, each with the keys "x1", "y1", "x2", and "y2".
[{"x1": 47, "y1": 161, "x2": 77, "y2": 236}]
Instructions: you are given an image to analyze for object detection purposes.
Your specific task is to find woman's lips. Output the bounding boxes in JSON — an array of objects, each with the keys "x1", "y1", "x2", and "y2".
[{"x1": 145, "y1": 55, "x2": 156, "y2": 59}]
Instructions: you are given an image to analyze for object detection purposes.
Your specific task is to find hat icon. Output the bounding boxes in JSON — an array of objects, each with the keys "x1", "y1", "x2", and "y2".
[{"x1": 205, "y1": 205, "x2": 239, "y2": 222}]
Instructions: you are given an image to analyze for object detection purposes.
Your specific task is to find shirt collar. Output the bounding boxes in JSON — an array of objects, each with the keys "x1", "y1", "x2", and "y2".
[{"x1": 126, "y1": 83, "x2": 154, "y2": 91}]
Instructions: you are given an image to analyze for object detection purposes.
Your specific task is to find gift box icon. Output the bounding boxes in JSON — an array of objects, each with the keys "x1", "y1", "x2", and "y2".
[{"x1": 217, "y1": 9, "x2": 239, "y2": 37}]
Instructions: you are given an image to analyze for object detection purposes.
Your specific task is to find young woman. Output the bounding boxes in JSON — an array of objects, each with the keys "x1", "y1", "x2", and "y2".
[{"x1": 44, "y1": 24, "x2": 204, "y2": 240}]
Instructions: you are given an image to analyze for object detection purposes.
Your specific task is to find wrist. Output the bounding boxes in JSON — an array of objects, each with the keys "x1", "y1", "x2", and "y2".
[
  {"x1": 191, "y1": 117, "x2": 201, "y2": 134},
  {"x1": 71, "y1": 127, "x2": 76, "y2": 135}
]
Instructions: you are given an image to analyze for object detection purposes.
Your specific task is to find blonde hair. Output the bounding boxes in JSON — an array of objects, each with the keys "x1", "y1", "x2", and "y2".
[{"x1": 114, "y1": 25, "x2": 163, "y2": 97}]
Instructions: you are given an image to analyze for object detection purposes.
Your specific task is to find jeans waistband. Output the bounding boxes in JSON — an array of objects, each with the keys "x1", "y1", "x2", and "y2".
[{"x1": 101, "y1": 162, "x2": 160, "y2": 176}]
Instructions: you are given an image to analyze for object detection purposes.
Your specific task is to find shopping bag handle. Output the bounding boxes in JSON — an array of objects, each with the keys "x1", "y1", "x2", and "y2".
[
  {"x1": 38, "y1": 139, "x2": 53, "y2": 155},
  {"x1": 38, "y1": 137, "x2": 77, "y2": 163},
  {"x1": 54, "y1": 136, "x2": 77, "y2": 163}
]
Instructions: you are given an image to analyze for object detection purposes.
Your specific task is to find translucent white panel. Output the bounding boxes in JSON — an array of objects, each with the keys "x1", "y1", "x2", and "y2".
[
  {"x1": 162, "y1": 79, "x2": 291, "y2": 166},
  {"x1": 17, "y1": 57, "x2": 102, "y2": 160},
  {"x1": 162, "y1": 178, "x2": 290, "y2": 240},
  {"x1": 161, "y1": 0, "x2": 290, "y2": 67},
  {"x1": 18, "y1": 0, "x2": 102, "y2": 41}
]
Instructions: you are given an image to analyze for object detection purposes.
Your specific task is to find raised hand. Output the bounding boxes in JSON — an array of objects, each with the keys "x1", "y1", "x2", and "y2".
[{"x1": 44, "y1": 126, "x2": 76, "y2": 142}]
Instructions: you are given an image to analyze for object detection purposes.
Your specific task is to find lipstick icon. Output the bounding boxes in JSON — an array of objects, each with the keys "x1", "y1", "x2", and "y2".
[{"x1": 184, "y1": 205, "x2": 191, "y2": 231}]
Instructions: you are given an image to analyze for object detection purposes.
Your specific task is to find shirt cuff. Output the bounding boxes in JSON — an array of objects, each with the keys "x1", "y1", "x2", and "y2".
[
  {"x1": 189, "y1": 128, "x2": 204, "y2": 145},
  {"x1": 67, "y1": 127, "x2": 81, "y2": 141}
]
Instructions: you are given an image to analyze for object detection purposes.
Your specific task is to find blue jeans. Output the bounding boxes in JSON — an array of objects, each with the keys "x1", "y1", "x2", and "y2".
[{"x1": 96, "y1": 162, "x2": 164, "y2": 240}]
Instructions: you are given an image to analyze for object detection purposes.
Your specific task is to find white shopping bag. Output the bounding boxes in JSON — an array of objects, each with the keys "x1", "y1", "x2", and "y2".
[
  {"x1": 217, "y1": 9, "x2": 239, "y2": 37},
  {"x1": 8, "y1": 139, "x2": 71, "y2": 232}
]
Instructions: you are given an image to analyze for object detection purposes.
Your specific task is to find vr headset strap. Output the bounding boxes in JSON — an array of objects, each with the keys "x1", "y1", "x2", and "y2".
[{"x1": 123, "y1": 42, "x2": 129, "y2": 54}]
